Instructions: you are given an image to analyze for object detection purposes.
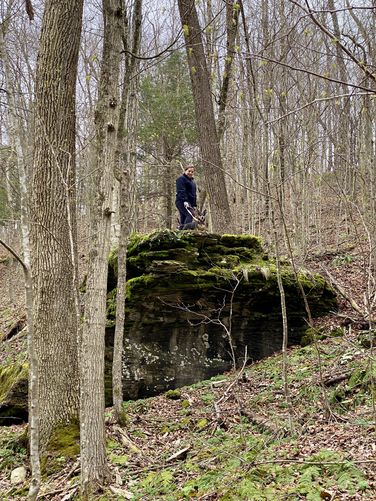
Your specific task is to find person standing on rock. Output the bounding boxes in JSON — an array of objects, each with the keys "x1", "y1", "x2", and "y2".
[{"x1": 176, "y1": 165, "x2": 197, "y2": 229}]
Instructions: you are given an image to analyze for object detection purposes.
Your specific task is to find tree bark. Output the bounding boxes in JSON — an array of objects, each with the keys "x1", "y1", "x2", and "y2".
[
  {"x1": 217, "y1": 0, "x2": 240, "y2": 138},
  {"x1": 113, "y1": 0, "x2": 142, "y2": 423},
  {"x1": 80, "y1": 0, "x2": 123, "y2": 495},
  {"x1": 177, "y1": 0, "x2": 232, "y2": 232},
  {"x1": 30, "y1": 0, "x2": 83, "y2": 448}
]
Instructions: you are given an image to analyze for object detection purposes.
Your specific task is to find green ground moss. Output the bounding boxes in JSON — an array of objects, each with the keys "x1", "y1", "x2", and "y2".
[
  {"x1": 46, "y1": 422, "x2": 80, "y2": 457},
  {"x1": 42, "y1": 422, "x2": 80, "y2": 475},
  {"x1": 301, "y1": 327, "x2": 326, "y2": 346}
]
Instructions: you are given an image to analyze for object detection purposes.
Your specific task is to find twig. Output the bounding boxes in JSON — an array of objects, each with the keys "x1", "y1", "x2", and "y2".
[
  {"x1": 37, "y1": 483, "x2": 78, "y2": 499},
  {"x1": 215, "y1": 354, "x2": 248, "y2": 407},
  {"x1": 239, "y1": 410, "x2": 282, "y2": 435},
  {"x1": 319, "y1": 265, "x2": 364, "y2": 317}
]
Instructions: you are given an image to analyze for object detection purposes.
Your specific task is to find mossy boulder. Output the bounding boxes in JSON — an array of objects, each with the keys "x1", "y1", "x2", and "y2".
[
  {"x1": 105, "y1": 230, "x2": 337, "y2": 402},
  {"x1": 0, "y1": 362, "x2": 29, "y2": 425}
]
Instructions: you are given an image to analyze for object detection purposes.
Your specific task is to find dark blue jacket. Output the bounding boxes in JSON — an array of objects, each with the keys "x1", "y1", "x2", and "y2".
[{"x1": 176, "y1": 174, "x2": 197, "y2": 207}]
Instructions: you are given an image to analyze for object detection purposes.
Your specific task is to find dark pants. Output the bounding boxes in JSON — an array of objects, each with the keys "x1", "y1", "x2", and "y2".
[{"x1": 176, "y1": 203, "x2": 193, "y2": 229}]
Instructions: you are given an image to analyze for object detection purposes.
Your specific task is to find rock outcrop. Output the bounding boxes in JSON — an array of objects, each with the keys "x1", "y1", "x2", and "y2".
[{"x1": 105, "y1": 230, "x2": 337, "y2": 401}]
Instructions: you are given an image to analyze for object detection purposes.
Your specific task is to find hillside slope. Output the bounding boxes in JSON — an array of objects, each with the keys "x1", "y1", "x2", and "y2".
[
  {"x1": 0, "y1": 243, "x2": 375, "y2": 500},
  {"x1": 0, "y1": 325, "x2": 375, "y2": 500}
]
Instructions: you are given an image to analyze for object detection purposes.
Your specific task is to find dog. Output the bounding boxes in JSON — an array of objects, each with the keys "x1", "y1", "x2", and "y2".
[{"x1": 180, "y1": 207, "x2": 207, "y2": 230}]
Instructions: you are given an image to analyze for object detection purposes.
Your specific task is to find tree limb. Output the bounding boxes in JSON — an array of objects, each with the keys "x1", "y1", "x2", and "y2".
[{"x1": 319, "y1": 265, "x2": 364, "y2": 317}]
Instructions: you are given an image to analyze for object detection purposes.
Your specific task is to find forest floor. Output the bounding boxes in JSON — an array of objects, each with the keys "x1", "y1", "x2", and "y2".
[{"x1": 0, "y1": 238, "x2": 375, "y2": 500}]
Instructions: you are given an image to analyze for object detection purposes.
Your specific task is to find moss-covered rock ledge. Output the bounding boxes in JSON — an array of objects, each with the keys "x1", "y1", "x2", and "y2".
[{"x1": 106, "y1": 230, "x2": 337, "y2": 401}]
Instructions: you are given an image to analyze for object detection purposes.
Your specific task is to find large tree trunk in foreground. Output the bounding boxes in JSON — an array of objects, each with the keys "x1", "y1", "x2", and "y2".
[
  {"x1": 80, "y1": 0, "x2": 123, "y2": 496},
  {"x1": 177, "y1": 0, "x2": 232, "y2": 232},
  {"x1": 30, "y1": 0, "x2": 83, "y2": 449}
]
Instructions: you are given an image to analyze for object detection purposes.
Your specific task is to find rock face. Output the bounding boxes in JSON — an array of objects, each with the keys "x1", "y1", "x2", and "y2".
[{"x1": 106, "y1": 230, "x2": 337, "y2": 401}]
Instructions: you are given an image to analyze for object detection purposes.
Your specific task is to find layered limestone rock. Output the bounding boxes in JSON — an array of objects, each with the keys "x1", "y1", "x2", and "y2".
[{"x1": 105, "y1": 230, "x2": 337, "y2": 401}]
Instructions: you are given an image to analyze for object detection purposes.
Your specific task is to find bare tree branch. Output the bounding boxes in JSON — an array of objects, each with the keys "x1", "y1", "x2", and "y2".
[
  {"x1": 289, "y1": 0, "x2": 376, "y2": 85},
  {"x1": 250, "y1": 54, "x2": 376, "y2": 94},
  {"x1": 25, "y1": 0, "x2": 34, "y2": 21}
]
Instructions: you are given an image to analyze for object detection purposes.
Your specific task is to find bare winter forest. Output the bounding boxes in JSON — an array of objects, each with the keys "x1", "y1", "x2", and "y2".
[{"x1": 0, "y1": 0, "x2": 376, "y2": 499}]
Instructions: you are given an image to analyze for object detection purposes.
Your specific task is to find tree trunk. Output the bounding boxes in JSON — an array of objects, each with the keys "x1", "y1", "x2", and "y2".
[
  {"x1": 177, "y1": 0, "x2": 232, "y2": 232},
  {"x1": 217, "y1": 0, "x2": 240, "y2": 138},
  {"x1": 80, "y1": 0, "x2": 123, "y2": 495},
  {"x1": 30, "y1": 0, "x2": 83, "y2": 449},
  {"x1": 113, "y1": 0, "x2": 142, "y2": 423}
]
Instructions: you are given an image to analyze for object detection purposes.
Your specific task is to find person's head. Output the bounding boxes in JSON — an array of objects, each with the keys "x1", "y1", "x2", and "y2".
[{"x1": 184, "y1": 166, "x2": 195, "y2": 179}]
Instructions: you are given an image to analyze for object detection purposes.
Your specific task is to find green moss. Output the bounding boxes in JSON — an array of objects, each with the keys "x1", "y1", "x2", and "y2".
[
  {"x1": 109, "y1": 452, "x2": 129, "y2": 465},
  {"x1": 116, "y1": 408, "x2": 130, "y2": 427},
  {"x1": 196, "y1": 418, "x2": 208, "y2": 430},
  {"x1": 358, "y1": 330, "x2": 375, "y2": 348},
  {"x1": 126, "y1": 269, "x2": 226, "y2": 304},
  {"x1": 300, "y1": 327, "x2": 343, "y2": 346},
  {"x1": 165, "y1": 389, "x2": 181, "y2": 399},
  {"x1": 127, "y1": 232, "x2": 150, "y2": 256},
  {"x1": 108, "y1": 247, "x2": 118, "y2": 276},
  {"x1": 46, "y1": 422, "x2": 80, "y2": 458},
  {"x1": 348, "y1": 368, "x2": 368, "y2": 390},
  {"x1": 300, "y1": 327, "x2": 326, "y2": 347},
  {"x1": 126, "y1": 274, "x2": 158, "y2": 303},
  {"x1": 220, "y1": 234, "x2": 263, "y2": 251},
  {"x1": 128, "y1": 229, "x2": 190, "y2": 256},
  {"x1": 0, "y1": 362, "x2": 28, "y2": 404},
  {"x1": 42, "y1": 422, "x2": 80, "y2": 475},
  {"x1": 128, "y1": 248, "x2": 199, "y2": 275}
]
